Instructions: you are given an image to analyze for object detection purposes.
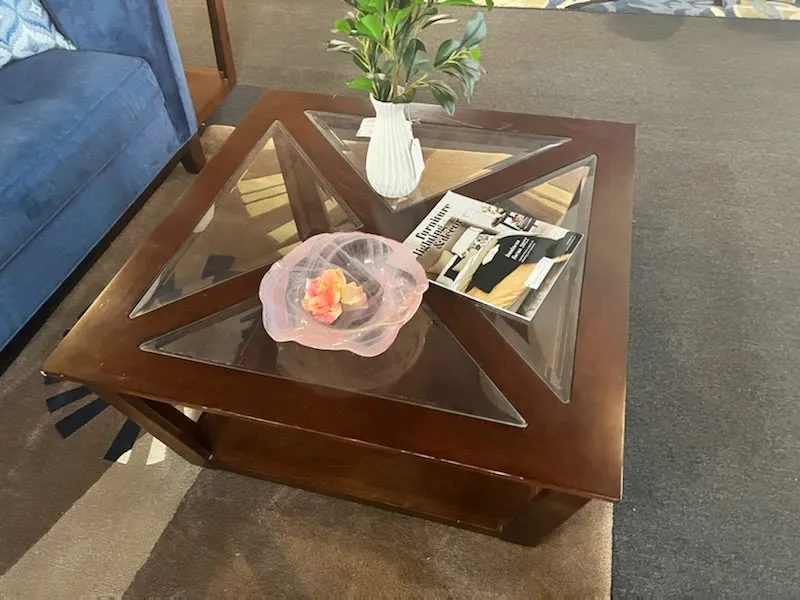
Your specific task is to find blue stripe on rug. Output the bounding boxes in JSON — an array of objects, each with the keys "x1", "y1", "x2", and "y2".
[
  {"x1": 55, "y1": 398, "x2": 108, "y2": 438},
  {"x1": 46, "y1": 386, "x2": 92, "y2": 412},
  {"x1": 104, "y1": 419, "x2": 142, "y2": 462}
]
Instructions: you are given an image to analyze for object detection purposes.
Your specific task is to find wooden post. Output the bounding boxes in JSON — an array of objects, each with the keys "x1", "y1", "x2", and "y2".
[
  {"x1": 206, "y1": 0, "x2": 237, "y2": 86},
  {"x1": 92, "y1": 386, "x2": 211, "y2": 467}
]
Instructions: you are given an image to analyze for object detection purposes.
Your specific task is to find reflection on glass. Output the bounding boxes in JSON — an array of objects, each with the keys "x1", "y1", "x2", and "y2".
[
  {"x1": 131, "y1": 122, "x2": 361, "y2": 318},
  {"x1": 140, "y1": 298, "x2": 526, "y2": 427},
  {"x1": 307, "y1": 108, "x2": 569, "y2": 212},
  {"x1": 485, "y1": 156, "x2": 597, "y2": 402}
]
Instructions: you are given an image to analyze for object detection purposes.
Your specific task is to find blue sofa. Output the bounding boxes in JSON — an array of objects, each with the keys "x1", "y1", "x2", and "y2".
[{"x1": 0, "y1": 1, "x2": 199, "y2": 351}]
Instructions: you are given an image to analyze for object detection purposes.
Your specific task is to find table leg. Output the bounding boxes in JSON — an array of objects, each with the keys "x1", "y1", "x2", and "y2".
[
  {"x1": 91, "y1": 386, "x2": 210, "y2": 467},
  {"x1": 501, "y1": 490, "x2": 591, "y2": 546}
]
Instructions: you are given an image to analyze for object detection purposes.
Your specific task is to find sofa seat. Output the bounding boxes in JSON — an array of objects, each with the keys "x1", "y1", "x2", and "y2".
[{"x1": 0, "y1": 49, "x2": 167, "y2": 269}]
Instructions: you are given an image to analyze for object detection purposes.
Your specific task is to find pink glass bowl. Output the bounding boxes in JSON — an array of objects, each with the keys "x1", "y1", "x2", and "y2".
[{"x1": 259, "y1": 232, "x2": 429, "y2": 357}]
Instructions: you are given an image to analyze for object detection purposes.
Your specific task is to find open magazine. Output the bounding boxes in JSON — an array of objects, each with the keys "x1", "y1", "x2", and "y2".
[{"x1": 403, "y1": 191, "x2": 582, "y2": 323}]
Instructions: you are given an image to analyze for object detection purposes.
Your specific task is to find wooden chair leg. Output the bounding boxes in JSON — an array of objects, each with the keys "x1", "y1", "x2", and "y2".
[
  {"x1": 181, "y1": 134, "x2": 206, "y2": 174},
  {"x1": 207, "y1": 0, "x2": 237, "y2": 87}
]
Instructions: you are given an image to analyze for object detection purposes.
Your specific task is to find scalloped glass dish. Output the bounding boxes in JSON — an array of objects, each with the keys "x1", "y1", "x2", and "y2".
[{"x1": 259, "y1": 232, "x2": 428, "y2": 357}]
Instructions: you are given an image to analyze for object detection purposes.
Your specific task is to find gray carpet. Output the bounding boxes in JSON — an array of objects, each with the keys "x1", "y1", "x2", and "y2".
[{"x1": 167, "y1": 1, "x2": 800, "y2": 595}]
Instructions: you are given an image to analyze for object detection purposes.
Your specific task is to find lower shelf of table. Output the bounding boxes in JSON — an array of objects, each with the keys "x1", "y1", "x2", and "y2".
[
  {"x1": 185, "y1": 66, "x2": 231, "y2": 124},
  {"x1": 199, "y1": 412, "x2": 541, "y2": 538}
]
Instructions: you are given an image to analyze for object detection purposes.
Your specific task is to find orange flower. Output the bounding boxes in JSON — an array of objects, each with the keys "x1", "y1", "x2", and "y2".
[{"x1": 302, "y1": 268, "x2": 366, "y2": 324}]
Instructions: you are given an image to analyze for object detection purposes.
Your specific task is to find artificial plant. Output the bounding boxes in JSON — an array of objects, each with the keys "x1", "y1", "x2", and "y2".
[{"x1": 328, "y1": 0, "x2": 494, "y2": 115}]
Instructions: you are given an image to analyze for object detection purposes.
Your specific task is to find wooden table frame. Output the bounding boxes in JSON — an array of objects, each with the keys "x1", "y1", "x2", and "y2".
[{"x1": 44, "y1": 91, "x2": 635, "y2": 546}]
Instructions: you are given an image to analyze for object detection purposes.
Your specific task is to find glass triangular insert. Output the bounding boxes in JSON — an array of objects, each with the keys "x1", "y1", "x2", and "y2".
[
  {"x1": 306, "y1": 107, "x2": 569, "y2": 212},
  {"x1": 131, "y1": 122, "x2": 362, "y2": 317},
  {"x1": 480, "y1": 156, "x2": 597, "y2": 403},
  {"x1": 140, "y1": 298, "x2": 526, "y2": 427}
]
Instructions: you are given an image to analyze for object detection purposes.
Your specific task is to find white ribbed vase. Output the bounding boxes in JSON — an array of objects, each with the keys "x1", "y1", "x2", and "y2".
[{"x1": 366, "y1": 96, "x2": 422, "y2": 198}]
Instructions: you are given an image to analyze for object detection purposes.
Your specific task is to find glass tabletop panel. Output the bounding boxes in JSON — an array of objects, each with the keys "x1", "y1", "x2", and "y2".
[
  {"x1": 484, "y1": 156, "x2": 597, "y2": 402},
  {"x1": 306, "y1": 107, "x2": 569, "y2": 212},
  {"x1": 141, "y1": 298, "x2": 526, "y2": 427},
  {"x1": 134, "y1": 108, "x2": 595, "y2": 412},
  {"x1": 131, "y1": 122, "x2": 361, "y2": 318}
]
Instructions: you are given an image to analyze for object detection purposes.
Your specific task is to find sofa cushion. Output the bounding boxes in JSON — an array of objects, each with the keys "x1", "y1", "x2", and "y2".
[
  {"x1": 0, "y1": 0, "x2": 74, "y2": 68},
  {"x1": 0, "y1": 49, "x2": 168, "y2": 270}
]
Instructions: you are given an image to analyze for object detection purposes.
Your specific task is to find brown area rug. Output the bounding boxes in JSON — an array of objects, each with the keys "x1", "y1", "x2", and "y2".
[{"x1": 0, "y1": 126, "x2": 612, "y2": 598}]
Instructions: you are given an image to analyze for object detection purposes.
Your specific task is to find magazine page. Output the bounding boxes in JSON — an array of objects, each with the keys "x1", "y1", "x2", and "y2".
[{"x1": 403, "y1": 191, "x2": 582, "y2": 323}]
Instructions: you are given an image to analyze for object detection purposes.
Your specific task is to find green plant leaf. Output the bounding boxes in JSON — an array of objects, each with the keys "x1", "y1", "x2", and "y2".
[
  {"x1": 434, "y1": 39, "x2": 461, "y2": 67},
  {"x1": 409, "y1": 50, "x2": 433, "y2": 77},
  {"x1": 429, "y1": 80, "x2": 458, "y2": 115},
  {"x1": 332, "y1": 19, "x2": 352, "y2": 34},
  {"x1": 397, "y1": 6, "x2": 413, "y2": 26},
  {"x1": 462, "y1": 69, "x2": 480, "y2": 97},
  {"x1": 395, "y1": 11, "x2": 414, "y2": 40},
  {"x1": 440, "y1": 0, "x2": 493, "y2": 8},
  {"x1": 454, "y1": 56, "x2": 482, "y2": 97},
  {"x1": 440, "y1": 60, "x2": 475, "y2": 98},
  {"x1": 439, "y1": 0, "x2": 475, "y2": 5},
  {"x1": 353, "y1": 53, "x2": 370, "y2": 72},
  {"x1": 366, "y1": 39, "x2": 378, "y2": 64},
  {"x1": 347, "y1": 76, "x2": 375, "y2": 93},
  {"x1": 441, "y1": 62, "x2": 465, "y2": 77},
  {"x1": 327, "y1": 40, "x2": 357, "y2": 54},
  {"x1": 385, "y1": 6, "x2": 412, "y2": 31},
  {"x1": 463, "y1": 75, "x2": 477, "y2": 98},
  {"x1": 402, "y1": 39, "x2": 425, "y2": 77},
  {"x1": 461, "y1": 57, "x2": 482, "y2": 77},
  {"x1": 394, "y1": 87, "x2": 417, "y2": 103},
  {"x1": 357, "y1": 0, "x2": 383, "y2": 12},
  {"x1": 460, "y1": 12, "x2": 486, "y2": 48},
  {"x1": 468, "y1": 46, "x2": 482, "y2": 60},
  {"x1": 421, "y1": 14, "x2": 457, "y2": 29},
  {"x1": 379, "y1": 58, "x2": 398, "y2": 76},
  {"x1": 384, "y1": 7, "x2": 400, "y2": 30},
  {"x1": 356, "y1": 13, "x2": 383, "y2": 41},
  {"x1": 373, "y1": 76, "x2": 392, "y2": 101}
]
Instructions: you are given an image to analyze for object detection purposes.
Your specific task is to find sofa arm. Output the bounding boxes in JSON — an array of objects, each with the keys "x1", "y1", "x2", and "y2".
[{"x1": 43, "y1": 0, "x2": 197, "y2": 143}]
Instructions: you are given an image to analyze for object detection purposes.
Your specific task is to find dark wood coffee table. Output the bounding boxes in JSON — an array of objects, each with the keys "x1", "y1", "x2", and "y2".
[{"x1": 44, "y1": 91, "x2": 635, "y2": 545}]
